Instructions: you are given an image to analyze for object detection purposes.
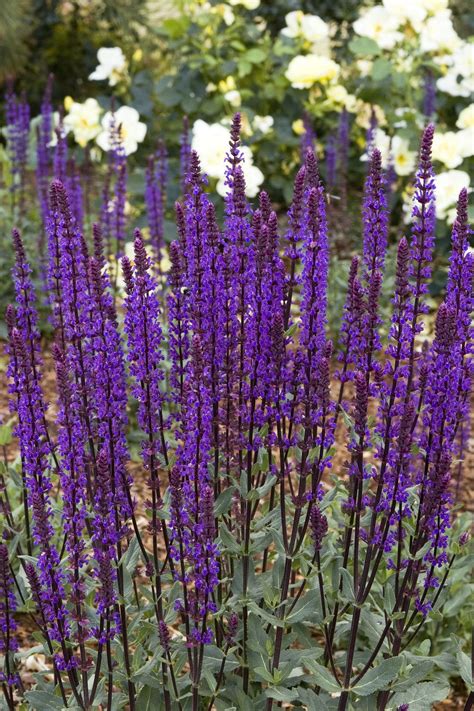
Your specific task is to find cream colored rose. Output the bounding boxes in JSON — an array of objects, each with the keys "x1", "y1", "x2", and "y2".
[
  {"x1": 391, "y1": 136, "x2": 416, "y2": 176},
  {"x1": 457, "y1": 105, "x2": 474, "y2": 129},
  {"x1": 228, "y1": 0, "x2": 260, "y2": 8},
  {"x1": 89, "y1": 47, "x2": 127, "y2": 86},
  {"x1": 382, "y1": 0, "x2": 426, "y2": 30},
  {"x1": 285, "y1": 54, "x2": 340, "y2": 89},
  {"x1": 432, "y1": 131, "x2": 465, "y2": 169},
  {"x1": 253, "y1": 115, "x2": 274, "y2": 134},
  {"x1": 96, "y1": 106, "x2": 147, "y2": 156},
  {"x1": 64, "y1": 98, "x2": 102, "y2": 148},
  {"x1": 435, "y1": 170, "x2": 471, "y2": 219},
  {"x1": 419, "y1": 12, "x2": 460, "y2": 54},
  {"x1": 353, "y1": 6, "x2": 402, "y2": 50},
  {"x1": 360, "y1": 129, "x2": 391, "y2": 167},
  {"x1": 192, "y1": 119, "x2": 264, "y2": 197}
]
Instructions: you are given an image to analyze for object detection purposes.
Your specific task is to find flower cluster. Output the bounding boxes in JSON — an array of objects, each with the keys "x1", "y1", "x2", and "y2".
[{"x1": 2, "y1": 104, "x2": 472, "y2": 711}]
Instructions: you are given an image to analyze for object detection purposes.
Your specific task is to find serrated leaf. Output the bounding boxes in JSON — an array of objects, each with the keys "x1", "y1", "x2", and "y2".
[
  {"x1": 351, "y1": 656, "x2": 403, "y2": 696},
  {"x1": 390, "y1": 682, "x2": 450, "y2": 710}
]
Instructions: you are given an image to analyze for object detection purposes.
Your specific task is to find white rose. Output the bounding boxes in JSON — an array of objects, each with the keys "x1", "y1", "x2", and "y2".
[
  {"x1": 64, "y1": 98, "x2": 102, "y2": 148},
  {"x1": 96, "y1": 106, "x2": 147, "y2": 156},
  {"x1": 361, "y1": 129, "x2": 391, "y2": 167},
  {"x1": 253, "y1": 115, "x2": 274, "y2": 134},
  {"x1": 217, "y1": 163, "x2": 264, "y2": 198},
  {"x1": 282, "y1": 11, "x2": 329, "y2": 42},
  {"x1": 420, "y1": 0, "x2": 449, "y2": 13},
  {"x1": 353, "y1": 7, "x2": 402, "y2": 50},
  {"x1": 458, "y1": 128, "x2": 474, "y2": 159},
  {"x1": 437, "y1": 71, "x2": 471, "y2": 98},
  {"x1": 89, "y1": 47, "x2": 127, "y2": 86},
  {"x1": 224, "y1": 90, "x2": 242, "y2": 107},
  {"x1": 285, "y1": 54, "x2": 340, "y2": 89},
  {"x1": 382, "y1": 0, "x2": 426, "y2": 30},
  {"x1": 192, "y1": 119, "x2": 264, "y2": 197},
  {"x1": 228, "y1": 0, "x2": 260, "y2": 8},
  {"x1": 435, "y1": 170, "x2": 471, "y2": 219},
  {"x1": 457, "y1": 105, "x2": 474, "y2": 129},
  {"x1": 419, "y1": 12, "x2": 461, "y2": 54},
  {"x1": 391, "y1": 136, "x2": 416, "y2": 176},
  {"x1": 432, "y1": 131, "x2": 465, "y2": 169}
]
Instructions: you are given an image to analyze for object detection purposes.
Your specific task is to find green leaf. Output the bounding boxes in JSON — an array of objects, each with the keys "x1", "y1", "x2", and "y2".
[
  {"x1": 244, "y1": 48, "x2": 267, "y2": 64},
  {"x1": 304, "y1": 659, "x2": 341, "y2": 693},
  {"x1": 372, "y1": 58, "x2": 392, "y2": 81},
  {"x1": 214, "y1": 486, "x2": 236, "y2": 516},
  {"x1": 351, "y1": 656, "x2": 403, "y2": 696},
  {"x1": 23, "y1": 690, "x2": 65, "y2": 710},
  {"x1": 348, "y1": 37, "x2": 380, "y2": 56},
  {"x1": 264, "y1": 687, "x2": 299, "y2": 702},
  {"x1": 457, "y1": 648, "x2": 473, "y2": 691},
  {"x1": 390, "y1": 660, "x2": 434, "y2": 692},
  {"x1": 219, "y1": 523, "x2": 241, "y2": 554},
  {"x1": 136, "y1": 685, "x2": 166, "y2": 710},
  {"x1": 390, "y1": 682, "x2": 450, "y2": 710},
  {"x1": 0, "y1": 423, "x2": 12, "y2": 446},
  {"x1": 286, "y1": 589, "x2": 321, "y2": 624},
  {"x1": 254, "y1": 665, "x2": 275, "y2": 684},
  {"x1": 298, "y1": 688, "x2": 329, "y2": 710}
]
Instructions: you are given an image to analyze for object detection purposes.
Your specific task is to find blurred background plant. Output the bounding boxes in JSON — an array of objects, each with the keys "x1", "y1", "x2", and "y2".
[{"x1": 0, "y1": 0, "x2": 472, "y2": 318}]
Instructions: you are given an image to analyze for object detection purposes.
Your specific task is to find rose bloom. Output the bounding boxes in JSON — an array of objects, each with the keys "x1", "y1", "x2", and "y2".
[
  {"x1": 391, "y1": 136, "x2": 416, "y2": 176},
  {"x1": 285, "y1": 54, "x2": 340, "y2": 89},
  {"x1": 432, "y1": 131, "x2": 466, "y2": 169},
  {"x1": 435, "y1": 170, "x2": 471, "y2": 220},
  {"x1": 353, "y1": 6, "x2": 402, "y2": 50},
  {"x1": 64, "y1": 98, "x2": 102, "y2": 147},
  {"x1": 89, "y1": 47, "x2": 127, "y2": 86},
  {"x1": 192, "y1": 119, "x2": 264, "y2": 197},
  {"x1": 96, "y1": 106, "x2": 147, "y2": 156}
]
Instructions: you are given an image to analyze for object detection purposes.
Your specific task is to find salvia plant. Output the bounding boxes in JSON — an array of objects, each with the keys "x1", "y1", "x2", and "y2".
[{"x1": 0, "y1": 100, "x2": 472, "y2": 711}]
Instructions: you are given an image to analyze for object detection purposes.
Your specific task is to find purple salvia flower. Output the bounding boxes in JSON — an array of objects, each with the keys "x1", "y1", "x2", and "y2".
[
  {"x1": 89, "y1": 252, "x2": 131, "y2": 526},
  {"x1": 66, "y1": 158, "x2": 84, "y2": 233},
  {"x1": 4, "y1": 85, "x2": 30, "y2": 214},
  {"x1": 423, "y1": 72, "x2": 436, "y2": 118},
  {"x1": 91, "y1": 450, "x2": 119, "y2": 635},
  {"x1": 180, "y1": 115, "x2": 191, "y2": 195},
  {"x1": 300, "y1": 180, "x2": 329, "y2": 367},
  {"x1": 300, "y1": 111, "x2": 316, "y2": 161},
  {"x1": 361, "y1": 148, "x2": 388, "y2": 280},
  {"x1": 123, "y1": 233, "x2": 166, "y2": 533},
  {"x1": 53, "y1": 112, "x2": 68, "y2": 182},
  {"x1": 36, "y1": 76, "x2": 54, "y2": 235},
  {"x1": 167, "y1": 240, "x2": 190, "y2": 408},
  {"x1": 52, "y1": 345, "x2": 89, "y2": 639},
  {"x1": 325, "y1": 134, "x2": 337, "y2": 189},
  {"x1": 145, "y1": 141, "x2": 168, "y2": 267},
  {"x1": 409, "y1": 124, "x2": 436, "y2": 317},
  {"x1": 310, "y1": 506, "x2": 328, "y2": 551},
  {"x1": 0, "y1": 545, "x2": 18, "y2": 655},
  {"x1": 337, "y1": 109, "x2": 350, "y2": 176}
]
